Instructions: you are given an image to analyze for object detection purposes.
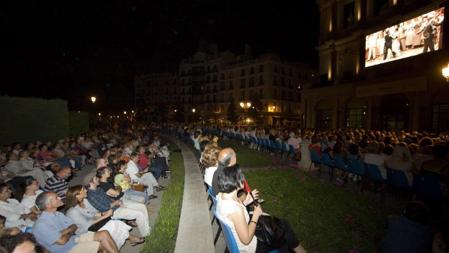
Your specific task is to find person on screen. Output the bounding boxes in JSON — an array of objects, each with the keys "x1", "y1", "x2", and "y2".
[
  {"x1": 384, "y1": 30, "x2": 396, "y2": 60},
  {"x1": 366, "y1": 34, "x2": 377, "y2": 61},
  {"x1": 421, "y1": 17, "x2": 435, "y2": 53}
]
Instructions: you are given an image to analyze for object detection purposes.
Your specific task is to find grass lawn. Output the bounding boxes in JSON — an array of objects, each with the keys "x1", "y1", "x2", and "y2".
[
  {"x1": 245, "y1": 169, "x2": 387, "y2": 253},
  {"x1": 143, "y1": 141, "x2": 185, "y2": 253},
  {"x1": 220, "y1": 140, "x2": 272, "y2": 168}
]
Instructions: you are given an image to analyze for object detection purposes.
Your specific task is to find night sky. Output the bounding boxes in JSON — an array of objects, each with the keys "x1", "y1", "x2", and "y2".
[{"x1": 0, "y1": 0, "x2": 319, "y2": 111}]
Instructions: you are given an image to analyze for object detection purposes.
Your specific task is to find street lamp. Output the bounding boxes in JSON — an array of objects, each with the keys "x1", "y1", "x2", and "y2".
[
  {"x1": 192, "y1": 108, "x2": 196, "y2": 113},
  {"x1": 123, "y1": 111, "x2": 127, "y2": 115},
  {"x1": 442, "y1": 63, "x2": 449, "y2": 82},
  {"x1": 90, "y1": 96, "x2": 97, "y2": 103}
]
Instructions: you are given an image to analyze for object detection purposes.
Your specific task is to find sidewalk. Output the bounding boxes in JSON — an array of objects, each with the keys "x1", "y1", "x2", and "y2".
[{"x1": 173, "y1": 138, "x2": 215, "y2": 253}]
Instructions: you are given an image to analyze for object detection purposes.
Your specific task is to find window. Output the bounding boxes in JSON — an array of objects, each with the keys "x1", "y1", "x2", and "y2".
[
  {"x1": 241, "y1": 91, "x2": 245, "y2": 100},
  {"x1": 229, "y1": 71, "x2": 233, "y2": 78},
  {"x1": 259, "y1": 76, "x2": 264, "y2": 85},
  {"x1": 259, "y1": 89, "x2": 263, "y2": 97},
  {"x1": 259, "y1": 64, "x2": 264, "y2": 72},
  {"x1": 249, "y1": 77, "x2": 254, "y2": 87},
  {"x1": 240, "y1": 69, "x2": 246, "y2": 76},
  {"x1": 250, "y1": 67, "x2": 254, "y2": 74},
  {"x1": 281, "y1": 77, "x2": 285, "y2": 87},
  {"x1": 274, "y1": 65, "x2": 278, "y2": 73},
  {"x1": 274, "y1": 89, "x2": 278, "y2": 99},
  {"x1": 220, "y1": 82, "x2": 225, "y2": 90},
  {"x1": 346, "y1": 108, "x2": 365, "y2": 128},
  {"x1": 240, "y1": 79, "x2": 246, "y2": 88},
  {"x1": 273, "y1": 76, "x2": 278, "y2": 86},
  {"x1": 213, "y1": 75, "x2": 217, "y2": 82},
  {"x1": 288, "y1": 79, "x2": 292, "y2": 88},
  {"x1": 206, "y1": 76, "x2": 210, "y2": 83},
  {"x1": 229, "y1": 80, "x2": 233, "y2": 90},
  {"x1": 220, "y1": 73, "x2": 225, "y2": 80},
  {"x1": 343, "y1": 1, "x2": 355, "y2": 28},
  {"x1": 433, "y1": 104, "x2": 449, "y2": 132},
  {"x1": 316, "y1": 109, "x2": 332, "y2": 129}
]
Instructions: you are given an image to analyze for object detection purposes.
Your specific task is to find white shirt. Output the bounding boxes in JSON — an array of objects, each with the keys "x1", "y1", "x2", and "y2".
[
  {"x1": 216, "y1": 195, "x2": 257, "y2": 253},
  {"x1": 204, "y1": 166, "x2": 217, "y2": 187},
  {"x1": 126, "y1": 160, "x2": 140, "y2": 182},
  {"x1": 0, "y1": 198, "x2": 33, "y2": 228},
  {"x1": 21, "y1": 190, "x2": 43, "y2": 213}
]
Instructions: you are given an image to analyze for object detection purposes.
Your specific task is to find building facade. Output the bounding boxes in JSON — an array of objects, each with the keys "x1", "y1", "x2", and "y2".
[
  {"x1": 303, "y1": 0, "x2": 449, "y2": 131},
  {"x1": 135, "y1": 44, "x2": 315, "y2": 126}
]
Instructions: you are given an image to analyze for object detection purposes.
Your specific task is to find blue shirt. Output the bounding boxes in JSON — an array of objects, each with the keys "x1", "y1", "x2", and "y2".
[
  {"x1": 32, "y1": 211, "x2": 77, "y2": 253},
  {"x1": 87, "y1": 187, "x2": 116, "y2": 212}
]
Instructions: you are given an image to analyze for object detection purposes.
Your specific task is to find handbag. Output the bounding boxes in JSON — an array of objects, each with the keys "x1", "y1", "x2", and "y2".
[
  {"x1": 130, "y1": 183, "x2": 145, "y2": 192},
  {"x1": 88, "y1": 216, "x2": 111, "y2": 232},
  {"x1": 254, "y1": 215, "x2": 286, "y2": 248}
]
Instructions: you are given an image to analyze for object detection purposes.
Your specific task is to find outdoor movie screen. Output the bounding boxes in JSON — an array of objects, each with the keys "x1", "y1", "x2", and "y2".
[{"x1": 365, "y1": 7, "x2": 444, "y2": 67}]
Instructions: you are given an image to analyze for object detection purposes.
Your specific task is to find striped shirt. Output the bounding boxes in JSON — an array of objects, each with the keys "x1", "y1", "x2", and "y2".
[{"x1": 44, "y1": 175, "x2": 68, "y2": 200}]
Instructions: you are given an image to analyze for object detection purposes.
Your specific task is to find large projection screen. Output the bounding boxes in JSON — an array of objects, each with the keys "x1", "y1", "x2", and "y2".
[{"x1": 365, "y1": 7, "x2": 444, "y2": 67}]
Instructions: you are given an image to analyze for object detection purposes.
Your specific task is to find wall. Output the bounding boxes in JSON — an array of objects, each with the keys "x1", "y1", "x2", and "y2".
[{"x1": 0, "y1": 96, "x2": 70, "y2": 145}]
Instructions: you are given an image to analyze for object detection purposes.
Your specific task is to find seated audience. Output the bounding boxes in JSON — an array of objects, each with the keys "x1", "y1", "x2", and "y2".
[
  {"x1": 0, "y1": 183, "x2": 36, "y2": 230},
  {"x1": 33, "y1": 191, "x2": 119, "y2": 253},
  {"x1": 385, "y1": 143, "x2": 414, "y2": 185},
  {"x1": 0, "y1": 232, "x2": 43, "y2": 253},
  {"x1": 114, "y1": 161, "x2": 150, "y2": 204},
  {"x1": 203, "y1": 145, "x2": 221, "y2": 187},
  {"x1": 126, "y1": 152, "x2": 161, "y2": 197},
  {"x1": 215, "y1": 164, "x2": 306, "y2": 253},
  {"x1": 86, "y1": 176, "x2": 151, "y2": 237},
  {"x1": 65, "y1": 186, "x2": 144, "y2": 249},
  {"x1": 44, "y1": 166, "x2": 71, "y2": 201}
]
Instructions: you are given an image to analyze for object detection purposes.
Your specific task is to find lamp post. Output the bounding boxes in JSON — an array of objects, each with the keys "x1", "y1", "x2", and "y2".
[
  {"x1": 442, "y1": 63, "x2": 449, "y2": 82},
  {"x1": 239, "y1": 101, "x2": 252, "y2": 124}
]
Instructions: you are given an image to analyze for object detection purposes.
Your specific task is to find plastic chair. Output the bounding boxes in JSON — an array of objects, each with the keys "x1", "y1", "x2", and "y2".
[
  {"x1": 386, "y1": 168, "x2": 411, "y2": 191},
  {"x1": 365, "y1": 164, "x2": 385, "y2": 182},
  {"x1": 309, "y1": 149, "x2": 322, "y2": 171},
  {"x1": 347, "y1": 158, "x2": 365, "y2": 176},
  {"x1": 334, "y1": 154, "x2": 348, "y2": 171},
  {"x1": 321, "y1": 152, "x2": 335, "y2": 178},
  {"x1": 215, "y1": 213, "x2": 280, "y2": 253},
  {"x1": 413, "y1": 171, "x2": 443, "y2": 203}
]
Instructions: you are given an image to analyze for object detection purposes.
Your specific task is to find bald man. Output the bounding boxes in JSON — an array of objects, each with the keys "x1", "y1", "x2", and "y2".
[
  {"x1": 211, "y1": 148, "x2": 260, "y2": 204},
  {"x1": 211, "y1": 148, "x2": 236, "y2": 195}
]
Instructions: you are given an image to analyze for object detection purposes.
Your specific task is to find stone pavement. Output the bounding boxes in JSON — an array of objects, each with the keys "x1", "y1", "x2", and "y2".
[{"x1": 173, "y1": 138, "x2": 215, "y2": 253}]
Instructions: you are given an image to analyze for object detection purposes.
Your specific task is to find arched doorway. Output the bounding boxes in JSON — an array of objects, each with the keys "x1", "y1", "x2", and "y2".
[
  {"x1": 380, "y1": 95, "x2": 409, "y2": 130},
  {"x1": 345, "y1": 98, "x2": 367, "y2": 128},
  {"x1": 315, "y1": 100, "x2": 332, "y2": 129}
]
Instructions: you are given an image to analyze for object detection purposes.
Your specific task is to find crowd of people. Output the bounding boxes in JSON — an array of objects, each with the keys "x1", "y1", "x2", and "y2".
[
  {"x1": 165, "y1": 123, "x2": 449, "y2": 253},
  {"x1": 0, "y1": 127, "x2": 170, "y2": 253}
]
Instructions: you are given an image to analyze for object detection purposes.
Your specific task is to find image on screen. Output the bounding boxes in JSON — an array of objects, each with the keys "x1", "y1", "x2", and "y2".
[{"x1": 365, "y1": 7, "x2": 444, "y2": 67}]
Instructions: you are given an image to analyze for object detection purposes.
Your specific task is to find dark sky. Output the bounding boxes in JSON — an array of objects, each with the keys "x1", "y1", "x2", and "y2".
[{"x1": 0, "y1": 0, "x2": 319, "y2": 110}]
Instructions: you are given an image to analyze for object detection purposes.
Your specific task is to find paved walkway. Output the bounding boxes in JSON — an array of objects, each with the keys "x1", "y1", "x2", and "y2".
[{"x1": 173, "y1": 138, "x2": 215, "y2": 253}]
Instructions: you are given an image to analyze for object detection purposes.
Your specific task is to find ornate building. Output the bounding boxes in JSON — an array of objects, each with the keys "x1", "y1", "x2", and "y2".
[
  {"x1": 135, "y1": 44, "x2": 315, "y2": 125},
  {"x1": 303, "y1": 0, "x2": 449, "y2": 131}
]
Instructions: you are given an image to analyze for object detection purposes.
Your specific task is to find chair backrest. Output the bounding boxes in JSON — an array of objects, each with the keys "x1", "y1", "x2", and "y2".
[
  {"x1": 309, "y1": 149, "x2": 322, "y2": 164},
  {"x1": 321, "y1": 152, "x2": 334, "y2": 167},
  {"x1": 207, "y1": 187, "x2": 217, "y2": 206},
  {"x1": 412, "y1": 172, "x2": 442, "y2": 202},
  {"x1": 215, "y1": 213, "x2": 240, "y2": 253},
  {"x1": 386, "y1": 168, "x2": 411, "y2": 190},
  {"x1": 334, "y1": 155, "x2": 348, "y2": 170},
  {"x1": 347, "y1": 158, "x2": 365, "y2": 175},
  {"x1": 365, "y1": 164, "x2": 384, "y2": 182}
]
